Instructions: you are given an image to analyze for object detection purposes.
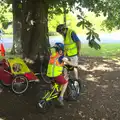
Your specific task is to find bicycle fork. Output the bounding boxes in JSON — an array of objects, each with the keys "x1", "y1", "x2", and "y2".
[{"x1": 38, "y1": 83, "x2": 61, "y2": 108}]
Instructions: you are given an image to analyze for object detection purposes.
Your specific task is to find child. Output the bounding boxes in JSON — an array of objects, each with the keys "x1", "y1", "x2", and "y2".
[{"x1": 47, "y1": 42, "x2": 80, "y2": 106}]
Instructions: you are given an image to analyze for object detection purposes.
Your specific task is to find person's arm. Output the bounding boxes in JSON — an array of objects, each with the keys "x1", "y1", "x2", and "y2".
[
  {"x1": 76, "y1": 40, "x2": 81, "y2": 57},
  {"x1": 63, "y1": 57, "x2": 86, "y2": 70},
  {"x1": 71, "y1": 32, "x2": 81, "y2": 56},
  {"x1": 62, "y1": 57, "x2": 77, "y2": 67}
]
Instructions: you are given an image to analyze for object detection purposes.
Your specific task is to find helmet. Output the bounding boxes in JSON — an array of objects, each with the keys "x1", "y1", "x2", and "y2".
[
  {"x1": 56, "y1": 24, "x2": 67, "y2": 33},
  {"x1": 54, "y1": 42, "x2": 64, "y2": 52}
]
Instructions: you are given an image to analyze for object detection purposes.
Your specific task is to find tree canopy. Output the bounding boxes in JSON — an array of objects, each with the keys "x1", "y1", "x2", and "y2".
[
  {"x1": 0, "y1": 0, "x2": 120, "y2": 53},
  {"x1": 1, "y1": 0, "x2": 120, "y2": 31}
]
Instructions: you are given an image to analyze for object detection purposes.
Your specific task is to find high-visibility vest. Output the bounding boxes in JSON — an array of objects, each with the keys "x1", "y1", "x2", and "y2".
[
  {"x1": 47, "y1": 52, "x2": 64, "y2": 77},
  {"x1": 0, "y1": 43, "x2": 5, "y2": 56},
  {"x1": 64, "y1": 29, "x2": 77, "y2": 56}
]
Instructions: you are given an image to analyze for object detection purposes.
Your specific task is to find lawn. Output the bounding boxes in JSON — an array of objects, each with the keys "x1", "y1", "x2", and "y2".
[
  {"x1": 81, "y1": 43, "x2": 120, "y2": 58},
  {"x1": 0, "y1": 43, "x2": 120, "y2": 60}
]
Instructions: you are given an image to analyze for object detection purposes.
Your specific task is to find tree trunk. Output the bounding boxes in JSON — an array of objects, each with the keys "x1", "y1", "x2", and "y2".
[
  {"x1": 63, "y1": 1, "x2": 67, "y2": 25},
  {"x1": 11, "y1": 0, "x2": 22, "y2": 54},
  {"x1": 21, "y1": 0, "x2": 50, "y2": 60},
  {"x1": 63, "y1": 7, "x2": 66, "y2": 25}
]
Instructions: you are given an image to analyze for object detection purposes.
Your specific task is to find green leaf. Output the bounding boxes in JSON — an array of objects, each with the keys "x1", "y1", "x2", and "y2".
[
  {"x1": 2, "y1": 20, "x2": 9, "y2": 29},
  {"x1": 76, "y1": 21, "x2": 82, "y2": 27},
  {"x1": 86, "y1": 34, "x2": 91, "y2": 40}
]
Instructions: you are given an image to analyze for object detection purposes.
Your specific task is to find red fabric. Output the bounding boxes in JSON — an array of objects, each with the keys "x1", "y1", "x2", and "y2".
[
  {"x1": 0, "y1": 67, "x2": 12, "y2": 85},
  {"x1": 0, "y1": 43, "x2": 5, "y2": 56},
  {"x1": 54, "y1": 75, "x2": 67, "y2": 85},
  {"x1": 25, "y1": 72, "x2": 38, "y2": 81}
]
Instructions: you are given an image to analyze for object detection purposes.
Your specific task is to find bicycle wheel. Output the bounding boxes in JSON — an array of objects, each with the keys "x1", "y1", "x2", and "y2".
[
  {"x1": 37, "y1": 99, "x2": 52, "y2": 113},
  {"x1": 37, "y1": 89, "x2": 53, "y2": 113},
  {"x1": 40, "y1": 61, "x2": 51, "y2": 84},
  {"x1": 11, "y1": 75, "x2": 29, "y2": 94},
  {"x1": 65, "y1": 79, "x2": 81, "y2": 101}
]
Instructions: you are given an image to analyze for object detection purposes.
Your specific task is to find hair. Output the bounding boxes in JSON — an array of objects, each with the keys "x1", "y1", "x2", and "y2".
[{"x1": 56, "y1": 24, "x2": 67, "y2": 33}]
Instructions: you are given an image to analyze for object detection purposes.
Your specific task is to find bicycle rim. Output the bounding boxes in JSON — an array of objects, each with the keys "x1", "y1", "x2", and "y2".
[
  {"x1": 40, "y1": 63, "x2": 51, "y2": 84},
  {"x1": 38, "y1": 99, "x2": 52, "y2": 113},
  {"x1": 66, "y1": 79, "x2": 81, "y2": 101},
  {"x1": 74, "y1": 80, "x2": 81, "y2": 95},
  {"x1": 41, "y1": 73, "x2": 51, "y2": 84},
  {"x1": 12, "y1": 75, "x2": 29, "y2": 94}
]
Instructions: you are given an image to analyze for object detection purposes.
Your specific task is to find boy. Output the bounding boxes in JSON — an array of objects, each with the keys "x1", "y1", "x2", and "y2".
[{"x1": 47, "y1": 42, "x2": 80, "y2": 106}]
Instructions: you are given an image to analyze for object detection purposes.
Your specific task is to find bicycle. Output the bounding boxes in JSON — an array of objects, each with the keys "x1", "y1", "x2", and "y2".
[
  {"x1": 37, "y1": 65, "x2": 81, "y2": 113},
  {"x1": 35, "y1": 55, "x2": 51, "y2": 84}
]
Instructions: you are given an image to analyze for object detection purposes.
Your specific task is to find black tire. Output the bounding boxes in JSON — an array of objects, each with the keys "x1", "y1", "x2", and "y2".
[
  {"x1": 65, "y1": 79, "x2": 81, "y2": 101},
  {"x1": 41, "y1": 72, "x2": 51, "y2": 84},
  {"x1": 40, "y1": 61, "x2": 51, "y2": 84},
  {"x1": 11, "y1": 75, "x2": 29, "y2": 94},
  {"x1": 37, "y1": 99, "x2": 52, "y2": 113}
]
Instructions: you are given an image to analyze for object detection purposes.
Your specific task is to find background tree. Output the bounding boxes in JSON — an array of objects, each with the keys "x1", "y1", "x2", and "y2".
[
  {"x1": 11, "y1": 0, "x2": 22, "y2": 54},
  {"x1": 1, "y1": 0, "x2": 120, "y2": 60},
  {"x1": 0, "y1": 0, "x2": 11, "y2": 30},
  {"x1": 0, "y1": 0, "x2": 22, "y2": 54},
  {"x1": 21, "y1": 0, "x2": 103, "y2": 60}
]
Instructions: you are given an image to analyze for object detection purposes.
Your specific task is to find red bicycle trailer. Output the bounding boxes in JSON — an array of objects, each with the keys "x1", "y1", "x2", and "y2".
[{"x1": 0, "y1": 57, "x2": 39, "y2": 94}]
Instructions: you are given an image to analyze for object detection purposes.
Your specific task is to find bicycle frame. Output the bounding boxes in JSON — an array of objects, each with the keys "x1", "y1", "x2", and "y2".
[{"x1": 42, "y1": 82, "x2": 62, "y2": 101}]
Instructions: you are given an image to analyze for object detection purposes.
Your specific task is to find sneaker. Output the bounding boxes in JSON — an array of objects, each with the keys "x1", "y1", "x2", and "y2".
[{"x1": 58, "y1": 98, "x2": 64, "y2": 106}]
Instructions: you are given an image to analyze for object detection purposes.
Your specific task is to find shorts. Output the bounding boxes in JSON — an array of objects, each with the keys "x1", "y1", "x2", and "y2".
[
  {"x1": 68, "y1": 55, "x2": 78, "y2": 65},
  {"x1": 54, "y1": 75, "x2": 68, "y2": 85}
]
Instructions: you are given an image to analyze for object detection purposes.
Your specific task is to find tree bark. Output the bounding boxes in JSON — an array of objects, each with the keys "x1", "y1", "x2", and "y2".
[
  {"x1": 21, "y1": 0, "x2": 50, "y2": 60},
  {"x1": 63, "y1": 1, "x2": 67, "y2": 25},
  {"x1": 11, "y1": 0, "x2": 22, "y2": 54},
  {"x1": 63, "y1": 7, "x2": 66, "y2": 25}
]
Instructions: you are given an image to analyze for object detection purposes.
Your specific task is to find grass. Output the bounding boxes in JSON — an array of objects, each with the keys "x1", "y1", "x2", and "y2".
[
  {"x1": 81, "y1": 43, "x2": 120, "y2": 58},
  {"x1": 3, "y1": 34, "x2": 13, "y2": 38},
  {"x1": 0, "y1": 43, "x2": 120, "y2": 60}
]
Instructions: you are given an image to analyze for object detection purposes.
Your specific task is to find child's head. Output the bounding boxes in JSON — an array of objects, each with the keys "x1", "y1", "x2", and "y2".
[{"x1": 54, "y1": 42, "x2": 64, "y2": 55}]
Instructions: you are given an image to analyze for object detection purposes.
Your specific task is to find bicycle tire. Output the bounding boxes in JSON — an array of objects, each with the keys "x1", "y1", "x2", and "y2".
[
  {"x1": 65, "y1": 79, "x2": 81, "y2": 101},
  {"x1": 37, "y1": 88, "x2": 53, "y2": 113},
  {"x1": 40, "y1": 61, "x2": 51, "y2": 84},
  {"x1": 41, "y1": 72, "x2": 51, "y2": 84},
  {"x1": 37, "y1": 99, "x2": 52, "y2": 113},
  {"x1": 11, "y1": 75, "x2": 29, "y2": 94}
]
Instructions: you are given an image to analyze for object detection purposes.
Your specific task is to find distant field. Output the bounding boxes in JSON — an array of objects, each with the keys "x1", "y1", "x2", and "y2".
[
  {"x1": 3, "y1": 34, "x2": 13, "y2": 38},
  {"x1": 0, "y1": 43, "x2": 120, "y2": 60},
  {"x1": 81, "y1": 43, "x2": 120, "y2": 58}
]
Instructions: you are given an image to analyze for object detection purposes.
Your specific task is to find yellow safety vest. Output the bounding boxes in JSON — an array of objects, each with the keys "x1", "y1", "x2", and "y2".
[
  {"x1": 64, "y1": 29, "x2": 77, "y2": 56},
  {"x1": 47, "y1": 52, "x2": 64, "y2": 77}
]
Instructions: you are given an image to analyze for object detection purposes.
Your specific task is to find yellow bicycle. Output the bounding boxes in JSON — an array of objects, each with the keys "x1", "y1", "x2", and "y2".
[{"x1": 37, "y1": 65, "x2": 81, "y2": 113}]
